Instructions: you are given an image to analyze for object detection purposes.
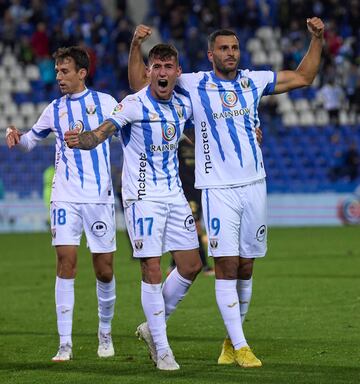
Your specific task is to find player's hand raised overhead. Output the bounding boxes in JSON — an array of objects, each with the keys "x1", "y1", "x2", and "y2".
[
  {"x1": 132, "y1": 24, "x2": 152, "y2": 46},
  {"x1": 306, "y1": 17, "x2": 324, "y2": 39},
  {"x1": 6, "y1": 126, "x2": 22, "y2": 148}
]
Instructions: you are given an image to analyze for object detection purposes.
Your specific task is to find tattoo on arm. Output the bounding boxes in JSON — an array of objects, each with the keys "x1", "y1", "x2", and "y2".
[
  {"x1": 78, "y1": 131, "x2": 100, "y2": 149},
  {"x1": 78, "y1": 121, "x2": 116, "y2": 150}
]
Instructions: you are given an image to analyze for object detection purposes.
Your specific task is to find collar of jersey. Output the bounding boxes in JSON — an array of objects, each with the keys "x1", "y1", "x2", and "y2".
[
  {"x1": 146, "y1": 85, "x2": 172, "y2": 104},
  {"x1": 210, "y1": 70, "x2": 241, "y2": 83},
  {"x1": 66, "y1": 88, "x2": 90, "y2": 101}
]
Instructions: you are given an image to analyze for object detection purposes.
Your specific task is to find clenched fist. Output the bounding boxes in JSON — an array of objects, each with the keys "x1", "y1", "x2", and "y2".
[
  {"x1": 306, "y1": 17, "x2": 324, "y2": 39},
  {"x1": 6, "y1": 126, "x2": 21, "y2": 148},
  {"x1": 132, "y1": 24, "x2": 152, "y2": 46}
]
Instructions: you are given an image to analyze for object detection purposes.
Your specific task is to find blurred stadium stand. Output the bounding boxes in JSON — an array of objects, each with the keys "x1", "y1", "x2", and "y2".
[{"x1": 0, "y1": 0, "x2": 359, "y2": 199}]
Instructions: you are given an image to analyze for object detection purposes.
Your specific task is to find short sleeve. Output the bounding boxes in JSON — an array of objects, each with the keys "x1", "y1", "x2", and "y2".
[
  {"x1": 31, "y1": 103, "x2": 53, "y2": 138},
  {"x1": 106, "y1": 95, "x2": 139, "y2": 134}
]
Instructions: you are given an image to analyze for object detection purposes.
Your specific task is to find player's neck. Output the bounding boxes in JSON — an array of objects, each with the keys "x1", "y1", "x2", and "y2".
[
  {"x1": 68, "y1": 86, "x2": 87, "y2": 98},
  {"x1": 213, "y1": 68, "x2": 238, "y2": 81}
]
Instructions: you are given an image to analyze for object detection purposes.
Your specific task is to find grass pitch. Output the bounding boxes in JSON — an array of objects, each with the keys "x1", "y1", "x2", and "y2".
[{"x1": 0, "y1": 227, "x2": 359, "y2": 383}]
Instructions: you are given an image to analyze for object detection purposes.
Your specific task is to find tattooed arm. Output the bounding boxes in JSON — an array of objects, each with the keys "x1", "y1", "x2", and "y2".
[{"x1": 65, "y1": 120, "x2": 116, "y2": 149}]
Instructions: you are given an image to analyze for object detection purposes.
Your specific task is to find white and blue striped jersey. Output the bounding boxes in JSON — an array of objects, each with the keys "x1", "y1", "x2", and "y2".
[
  {"x1": 22, "y1": 89, "x2": 117, "y2": 203},
  {"x1": 177, "y1": 69, "x2": 277, "y2": 189},
  {"x1": 107, "y1": 86, "x2": 192, "y2": 204}
]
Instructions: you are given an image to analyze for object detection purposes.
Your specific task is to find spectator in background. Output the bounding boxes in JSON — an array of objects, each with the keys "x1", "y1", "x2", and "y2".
[
  {"x1": 1, "y1": 9, "x2": 16, "y2": 49},
  {"x1": 17, "y1": 35, "x2": 35, "y2": 64},
  {"x1": 38, "y1": 54, "x2": 56, "y2": 94},
  {"x1": 346, "y1": 67, "x2": 360, "y2": 115},
  {"x1": 317, "y1": 77, "x2": 344, "y2": 126},
  {"x1": 344, "y1": 143, "x2": 360, "y2": 181},
  {"x1": 31, "y1": 21, "x2": 49, "y2": 58}
]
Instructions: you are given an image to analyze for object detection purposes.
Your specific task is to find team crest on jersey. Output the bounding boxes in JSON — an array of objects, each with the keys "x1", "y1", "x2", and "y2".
[
  {"x1": 86, "y1": 104, "x2": 97, "y2": 115},
  {"x1": 175, "y1": 106, "x2": 184, "y2": 119},
  {"x1": 209, "y1": 238, "x2": 218, "y2": 249},
  {"x1": 70, "y1": 120, "x2": 84, "y2": 133},
  {"x1": 184, "y1": 215, "x2": 196, "y2": 232},
  {"x1": 240, "y1": 77, "x2": 250, "y2": 89},
  {"x1": 134, "y1": 239, "x2": 143, "y2": 250},
  {"x1": 162, "y1": 123, "x2": 176, "y2": 141},
  {"x1": 255, "y1": 225, "x2": 266, "y2": 242},
  {"x1": 112, "y1": 103, "x2": 123, "y2": 114},
  {"x1": 221, "y1": 91, "x2": 238, "y2": 108}
]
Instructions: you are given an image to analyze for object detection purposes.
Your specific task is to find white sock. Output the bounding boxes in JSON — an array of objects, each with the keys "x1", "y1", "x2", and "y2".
[
  {"x1": 215, "y1": 279, "x2": 247, "y2": 350},
  {"x1": 162, "y1": 267, "x2": 192, "y2": 321},
  {"x1": 97, "y1": 277, "x2": 116, "y2": 333},
  {"x1": 141, "y1": 281, "x2": 169, "y2": 357},
  {"x1": 237, "y1": 277, "x2": 253, "y2": 324},
  {"x1": 55, "y1": 276, "x2": 74, "y2": 346}
]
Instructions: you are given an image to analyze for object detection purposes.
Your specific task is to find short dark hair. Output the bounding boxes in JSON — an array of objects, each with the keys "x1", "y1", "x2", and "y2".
[
  {"x1": 208, "y1": 29, "x2": 239, "y2": 50},
  {"x1": 53, "y1": 46, "x2": 90, "y2": 75},
  {"x1": 148, "y1": 44, "x2": 179, "y2": 65}
]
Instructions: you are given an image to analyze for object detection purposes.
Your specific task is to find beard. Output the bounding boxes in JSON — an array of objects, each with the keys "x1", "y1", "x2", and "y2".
[{"x1": 212, "y1": 55, "x2": 239, "y2": 76}]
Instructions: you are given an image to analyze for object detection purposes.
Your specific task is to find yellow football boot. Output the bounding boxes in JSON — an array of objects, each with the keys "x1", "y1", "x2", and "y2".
[
  {"x1": 234, "y1": 346, "x2": 262, "y2": 368},
  {"x1": 217, "y1": 338, "x2": 235, "y2": 364}
]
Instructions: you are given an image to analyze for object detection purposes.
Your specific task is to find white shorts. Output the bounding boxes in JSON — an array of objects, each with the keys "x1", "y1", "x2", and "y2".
[
  {"x1": 50, "y1": 201, "x2": 116, "y2": 253},
  {"x1": 202, "y1": 179, "x2": 267, "y2": 258},
  {"x1": 124, "y1": 196, "x2": 199, "y2": 258}
]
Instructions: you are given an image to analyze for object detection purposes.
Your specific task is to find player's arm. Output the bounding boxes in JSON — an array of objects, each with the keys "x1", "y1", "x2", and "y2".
[
  {"x1": 128, "y1": 24, "x2": 152, "y2": 91},
  {"x1": 6, "y1": 125, "x2": 44, "y2": 152},
  {"x1": 65, "y1": 121, "x2": 116, "y2": 150},
  {"x1": 274, "y1": 17, "x2": 324, "y2": 94}
]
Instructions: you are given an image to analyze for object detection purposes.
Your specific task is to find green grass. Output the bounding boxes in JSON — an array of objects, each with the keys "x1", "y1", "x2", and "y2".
[{"x1": 0, "y1": 227, "x2": 359, "y2": 383}]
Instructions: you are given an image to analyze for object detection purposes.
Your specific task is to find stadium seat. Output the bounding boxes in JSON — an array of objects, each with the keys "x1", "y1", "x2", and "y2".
[
  {"x1": 246, "y1": 38, "x2": 262, "y2": 53},
  {"x1": 283, "y1": 111, "x2": 299, "y2": 126},
  {"x1": 25, "y1": 65, "x2": 40, "y2": 81},
  {"x1": 2, "y1": 53, "x2": 17, "y2": 69}
]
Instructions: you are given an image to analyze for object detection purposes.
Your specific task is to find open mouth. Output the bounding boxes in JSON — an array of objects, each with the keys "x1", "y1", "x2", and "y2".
[{"x1": 158, "y1": 79, "x2": 168, "y2": 88}]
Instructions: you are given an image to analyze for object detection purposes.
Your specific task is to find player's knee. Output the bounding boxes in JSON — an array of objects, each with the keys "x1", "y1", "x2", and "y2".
[
  {"x1": 214, "y1": 257, "x2": 239, "y2": 279},
  {"x1": 95, "y1": 269, "x2": 113, "y2": 283},
  {"x1": 57, "y1": 257, "x2": 77, "y2": 278},
  {"x1": 141, "y1": 260, "x2": 162, "y2": 284},
  {"x1": 238, "y1": 260, "x2": 254, "y2": 280},
  {"x1": 178, "y1": 258, "x2": 202, "y2": 281}
]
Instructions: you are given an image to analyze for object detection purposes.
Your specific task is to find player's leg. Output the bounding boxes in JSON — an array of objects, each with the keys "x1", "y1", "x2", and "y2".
[
  {"x1": 126, "y1": 200, "x2": 179, "y2": 370},
  {"x1": 92, "y1": 252, "x2": 116, "y2": 357},
  {"x1": 238, "y1": 179, "x2": 267, "y2": 324},
  {"x1": 51, "y1": 202, "x2": 82, "y2": 362},
  {"x1": 163, "y1": 248, "x2": 202, "y2": 320},
  {"x1": 237, "y1": 258, "x2": 254, "y2": 324},
  {"x1": 233, "y1": 179, "x2": 267, "y2": 367},
  {"x1": 202, "y1": 188, "x2": 261, "y2": 368},
  {"x1": 162, "y1": 196, "x2": 201, "y2": 320},
  {"x1": 191, "y1": 196, "x2": 214, "y2": 275},
  {"x1": 83, "y1": 203, "x2": 117, "y2": 358}
]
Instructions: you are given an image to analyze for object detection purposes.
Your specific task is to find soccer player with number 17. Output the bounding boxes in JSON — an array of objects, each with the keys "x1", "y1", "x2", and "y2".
[{"x1": 128, "y1": 17, "x2": 325, "y2": 367}]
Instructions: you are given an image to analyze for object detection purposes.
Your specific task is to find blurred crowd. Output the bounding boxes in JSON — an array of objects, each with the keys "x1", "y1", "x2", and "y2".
[{"x1": 0, "y1": 0, "x2": 360, "y2": 115}]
